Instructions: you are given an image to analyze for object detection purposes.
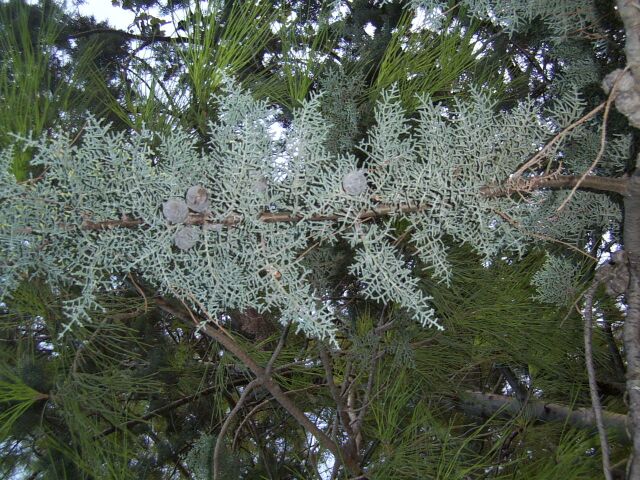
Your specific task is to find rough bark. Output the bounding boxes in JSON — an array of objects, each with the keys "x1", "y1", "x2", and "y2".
[
  {"x1": 623, "y1": 174, "x2": 640, "y2": 477},
  {"x1": 615, "y1": 2, "x2": 640, "y2": 475}
]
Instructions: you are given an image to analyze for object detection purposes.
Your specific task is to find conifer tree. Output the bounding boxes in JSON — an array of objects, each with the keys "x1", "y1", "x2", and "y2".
[{"x1": 3, "y1": 0, "x2": 640, "y2": 479}]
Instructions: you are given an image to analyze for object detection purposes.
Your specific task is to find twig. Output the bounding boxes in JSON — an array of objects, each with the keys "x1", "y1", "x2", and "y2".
[
  {"x1": 583, "y1": 282, "x2": 613, "y2": 480},
  {"x1": 50, "y1": 202, "x2": 427, "y2": 234},
  {"x1": 265, "y1": 322, "x2": 291, "y2": 376},
  {"x1": 352, "y1": 310, "x2": 387, "y2": 438},
  {"x1": 231, "y1": 384, "x2": 320, "y2": 450},
  {"x1": 481, "y1": 174, "x2": 628, "y2": 197},
  {"x1": 154, "y1": 297, "x2": 363, "y2": 476},
  {"x1": 494, "y1": 210, "x2": 597, "y2": 260},
  {"x1": 215, "y1": 322, "x2": 290, "y2": 478},
  {"x1": 512, "y1": 102, "x2": 605, "y2": 178},
  {"x1": 232, "y1": 397, "x2": 275, "y2": 448},
  {"x1": 213, "y1": 378, "x2": 260, "y2": 480},
  {"x1": 319, "y1": 346, "x2": 355, "y2": 439},
  {"x1": 557, "y1": 68, "x2": 628, "y2": 212},
  {"x1": 128, "y1": 273, "x2": 148, "y2": 313}
]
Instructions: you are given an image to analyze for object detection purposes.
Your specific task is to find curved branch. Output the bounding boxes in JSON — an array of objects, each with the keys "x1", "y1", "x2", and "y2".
[
  {"x1": 154, "y1": 297, "x2": 363, "y2": 477},
  {"x1": 213, "y1": 378, "x2": 260, "y2": 480}
]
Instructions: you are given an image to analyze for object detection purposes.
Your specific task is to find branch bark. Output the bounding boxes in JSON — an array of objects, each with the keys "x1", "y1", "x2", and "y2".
[
  {"x1": 319, "y1": 346, "x2": 356, "y2": 441},
  {"x1": 614, "y1": 2, "x2": 640, "y2": 475},
  {"x1": 213, "y1": 378, "x2": 260, "y2": 480},
  {"x1": 154, "y1": 297, "x2": 363, "y2": 477},
  {"x1": 75, "y1": 203, "x2": 426, "y2": 232},
  {"x1": 584, "y1": 282, "x2": 613, "y2": 480},
  {"x1": 480, "y1": 175, "x2": 628, "y2": 197},
  {"x1": 623, "y1": 174, "x2": 640, "y2": 478},
  {"x1": 455, "y1": 391, "x2": 629, "y2": 442},
  {"x1": 34, "y1": 173, "x2": 626, "y2": 236}
]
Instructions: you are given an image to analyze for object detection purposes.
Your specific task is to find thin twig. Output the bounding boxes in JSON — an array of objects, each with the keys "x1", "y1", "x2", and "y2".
[
  {"x1": 265, "y1": 322, "x2": 291, "y2": 376},
  {"x1": 231, "y1": 384, "x2": 320, "y2": 450},
  {"x1": 584, "y1": 282, "x2": 613, "y2": 480},
  {"x1": 215, "y1": 322, "x2": 290, "y2": 478},
  {"x1": 512, "y1": 102, "x2": 605, "y2": 178},
  {"x1": 494, "y1": 210, "x2": 597, "y2": 260},
  {"x1": 353, "y1": 309, "x2": 387, "y2": 437},
  {"x1": 319, "y1": 346, "x2": 355, "y2": 439},
  {"x1": 128, "y1": 273, "x2": 148, "y2": 313},
  {"x1": 213, "y1": 378, "x2": 261, "y2": 480},
  {"x1": 557, "y1": 68, "x2": 628, "y2": 212}
]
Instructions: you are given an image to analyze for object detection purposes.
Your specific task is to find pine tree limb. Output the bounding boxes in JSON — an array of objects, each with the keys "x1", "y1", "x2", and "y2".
[
  {"x1": 65, "y1": 28, "x2": 192, "y2": 44},
  {"x1": 455, "y1": 391, "x2": 629, "y2": 441}
]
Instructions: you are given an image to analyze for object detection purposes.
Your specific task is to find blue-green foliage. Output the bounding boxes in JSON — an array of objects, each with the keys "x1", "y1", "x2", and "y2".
[
  {"x1": 404, "y1": 0, "x2": 597, "y2": 41},
  {"x1": 0, "y1": 80, "x2": 623, "y2": 341},
  {"x1": 531, "y1": 254, "x2": 581, "y2": 306}
]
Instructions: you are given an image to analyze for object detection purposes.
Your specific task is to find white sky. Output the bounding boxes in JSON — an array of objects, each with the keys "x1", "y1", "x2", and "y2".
[{"x1": 77, "y1": 0, "x2": 136, "y2": 29}]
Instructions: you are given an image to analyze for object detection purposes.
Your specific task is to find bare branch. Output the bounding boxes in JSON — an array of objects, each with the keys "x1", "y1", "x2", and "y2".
[
  {"x1": 583, "y1": 282, "x2": 613, "y2": 480},
  {"x1": 511, "y1": 102, "x2": 605, "y2": 178},
  {"x1": 65, "y1": 28, "x2": 192, "y2": 44},
  {"x1": 154, "y1": 297, "x2": 363, "y2": 477},
  {"x1": 456, "y1": 391, "x2": 628, "y2": 440},
  {"x1": 319, "y1": 346, "x2": 355, "y2": 440},
  {"x1": 481, "y1": 175, "x2": 628, "y2": 197},
  {"x1": 213, "y1": 378, "x2": 261, "y2": 480},
  {"x1": 265, "y1": 322, "x2": 291, "y2": 376}
]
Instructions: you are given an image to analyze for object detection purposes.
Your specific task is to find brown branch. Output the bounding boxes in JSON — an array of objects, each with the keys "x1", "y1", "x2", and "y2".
[
  {"x1": 215, "y1": 320, "x2": 292, "y2": 479},
  {"x1": 232, "y1": 397, "x2": 275, "y2": 449},
  {"x1": 583, "y1": 282, "x2": 613, "y2": 480},
  {"x1": 557, "y1": 69, "x2": 625, "y2": 212},
  {"x1": 95, "y1": 382, "x2": 237, "y2": 439},
  {"x1": 481, "y1": 175, "x2": 628, "y2": 197},
  {"x1": 266, "y1": 322, "x2": 291, "y2": 376},
  {"x1": 494, "y1": 210, "x2": 597, "y2": 260},
  {"x1": 231, "y1": 384, "x2": 321, "y2": 450},
  {"x1": 456, "y1": 391, "x2": 629, "y2": 441},
  {"x1": 154, "y1": 297, "x2": 363, "y2": 477},
  {"x1": 72, "y1": 203, "x2": 426, "y2": 232},
  {"x1": 512, "y1": 102, "x2": 606, "y2": 178},
  {"x1": 319, "y1": 346, "x2": 356, "y2": 441},
  {"x1": 25, "y1": 175, "x2": 628, "y2": 236},
  {"x1": 353, "y1": 313, "x2": 385, "y2": 437},
  {"x1": 81, "y1": 217, "x2": 145, "y2": 230},
  {"x1": 213, "y1": 378, "x2": 260, "y2": 480}
]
